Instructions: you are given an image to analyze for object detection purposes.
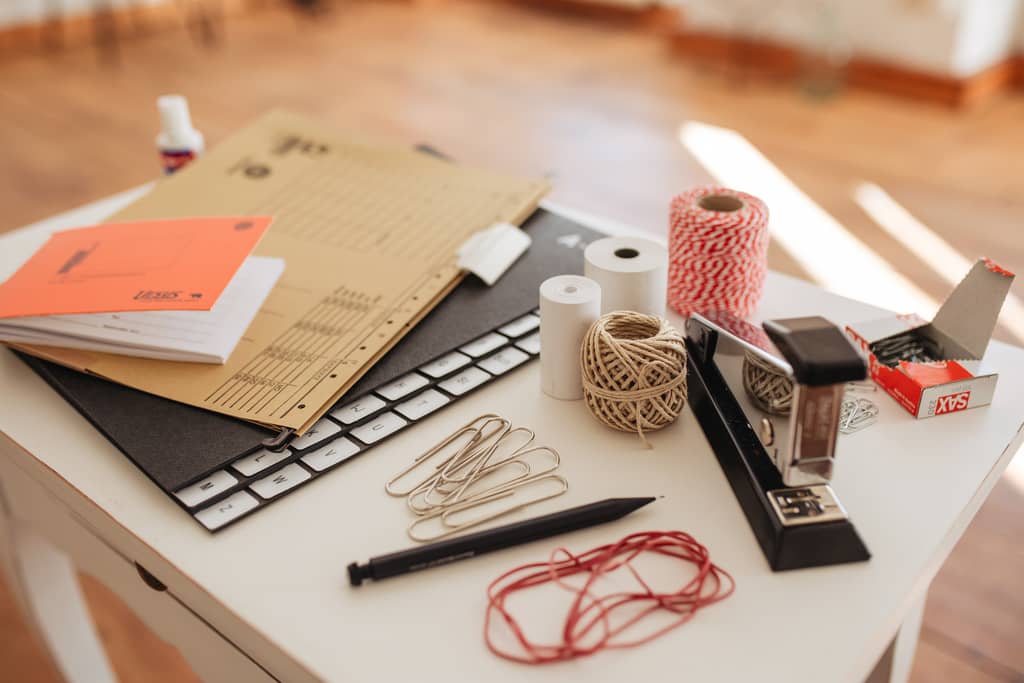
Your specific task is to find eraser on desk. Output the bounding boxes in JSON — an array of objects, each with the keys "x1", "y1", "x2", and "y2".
[{"x1": 457, "y1": 222, "x2": 532, "y2": 286}]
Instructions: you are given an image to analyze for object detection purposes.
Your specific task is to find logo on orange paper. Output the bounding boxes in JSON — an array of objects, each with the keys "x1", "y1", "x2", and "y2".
[{"x1": 134, "y1": 290, "x2": 182, "y2": 301}]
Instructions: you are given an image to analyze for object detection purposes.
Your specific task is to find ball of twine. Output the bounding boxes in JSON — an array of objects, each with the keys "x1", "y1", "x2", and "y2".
[
  {"x1": 742, "y1": 350, "x2": 793, "y2": 415},
  {"x1": 580, "y1": 312, "x2": 687, "y2": 448}
]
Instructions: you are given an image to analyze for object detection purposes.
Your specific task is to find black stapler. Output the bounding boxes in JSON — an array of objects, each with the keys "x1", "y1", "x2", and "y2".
[{"x1": 686, "y1": 313, "x2": 871, "y2": 571}]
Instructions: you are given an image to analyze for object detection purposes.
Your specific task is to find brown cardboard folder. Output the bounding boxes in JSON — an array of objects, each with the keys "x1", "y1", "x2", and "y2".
[{"x1": 13, "y1": 110, "x2": 549, "y2": 433}]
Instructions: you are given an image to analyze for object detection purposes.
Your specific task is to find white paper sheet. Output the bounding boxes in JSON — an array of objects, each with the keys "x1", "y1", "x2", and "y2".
[{"x1": 0, "y1": 256, "x2": 284, "y2": 363}]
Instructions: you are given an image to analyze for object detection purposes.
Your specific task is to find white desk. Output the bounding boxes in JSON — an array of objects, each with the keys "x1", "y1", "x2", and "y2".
[{"x1": 1, "y1": 189, "x2": 1022, "y2": 683}]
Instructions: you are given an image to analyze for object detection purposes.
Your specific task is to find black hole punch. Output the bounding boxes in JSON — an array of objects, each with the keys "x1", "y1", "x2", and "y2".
[
  {"x1": 297, "y1": 404, "x2": 306, "y2": 410},
  {"x1": 614, "y1": 248, "x2": 639, "y2": 259},
  {"x1": 234, "y1": 220, "x2": 254, "y2": 231}
]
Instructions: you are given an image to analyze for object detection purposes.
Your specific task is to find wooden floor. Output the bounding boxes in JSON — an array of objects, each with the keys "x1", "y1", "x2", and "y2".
[{"x1": 0, "y1": 1, "x2": 1022, "y2": 680}]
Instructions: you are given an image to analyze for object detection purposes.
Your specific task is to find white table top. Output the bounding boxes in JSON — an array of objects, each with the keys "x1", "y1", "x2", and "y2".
[{"x1": 1, "y1": 190, "x2": 1022, "y2": 683}]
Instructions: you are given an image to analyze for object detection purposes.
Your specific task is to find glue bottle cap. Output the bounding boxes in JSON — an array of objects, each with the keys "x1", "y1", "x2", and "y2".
[{"x1": 156, "y1": 95, "x2": 204, "y2": 152}]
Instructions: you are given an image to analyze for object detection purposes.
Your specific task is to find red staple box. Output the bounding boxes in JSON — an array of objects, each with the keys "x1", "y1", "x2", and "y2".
[{"x1": 845, "y1": 259, "x2": 1014, "y2": 419}]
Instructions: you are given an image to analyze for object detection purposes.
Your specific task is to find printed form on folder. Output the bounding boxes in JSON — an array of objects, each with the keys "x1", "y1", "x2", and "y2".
[{"x1": 13, "y1": 110, "x2": 550, "y2": 433}]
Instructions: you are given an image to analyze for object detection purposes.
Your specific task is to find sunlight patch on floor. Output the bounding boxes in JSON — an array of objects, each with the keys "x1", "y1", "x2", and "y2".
[
  {"x1": 678, "y1": 121, "x2": 937, "y2": 317},
  {"x1": 854, "y1": 182, "x2": 1024, "y2": 345}
]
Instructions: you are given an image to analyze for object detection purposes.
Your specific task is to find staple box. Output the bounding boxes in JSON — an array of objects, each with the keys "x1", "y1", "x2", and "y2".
[{"x1": 846, "y1": 259, "x2": 1014, "y2": 419}]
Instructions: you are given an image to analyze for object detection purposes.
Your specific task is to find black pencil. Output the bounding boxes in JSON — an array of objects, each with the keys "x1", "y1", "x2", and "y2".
[{"x1": 347, "y1": 497, "x2": 655, "y2": 586}]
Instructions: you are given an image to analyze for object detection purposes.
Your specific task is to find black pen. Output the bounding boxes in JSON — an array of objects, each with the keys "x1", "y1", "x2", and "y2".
[{"x1": 347, "y1": 497, "x2": 655, "y2": 586}]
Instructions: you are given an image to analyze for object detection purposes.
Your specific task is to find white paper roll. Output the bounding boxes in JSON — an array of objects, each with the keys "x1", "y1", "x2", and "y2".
[
  {"x1": 583, "y1": 236, "x2": 668, "y2": 317},
  {"x1": 539, "y1": 275, "x2": 602, "y2": 400}
]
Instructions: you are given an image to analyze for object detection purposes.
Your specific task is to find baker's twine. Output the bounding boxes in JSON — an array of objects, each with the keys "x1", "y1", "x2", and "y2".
[
  {"x1": 580, "y1": 312, "x2": 687, "y2": 448},
  {"x1": 742, "y1": 350, "x2": 793, "y2": 415},
  {"x1": 668, "y1": 186, "x2": 770, "y2": 318}
]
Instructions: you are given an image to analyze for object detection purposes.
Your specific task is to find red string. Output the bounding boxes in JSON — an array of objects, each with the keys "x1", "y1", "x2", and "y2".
[{"x1": 484, "y1": 531, "x2": 735, "y2": 664}]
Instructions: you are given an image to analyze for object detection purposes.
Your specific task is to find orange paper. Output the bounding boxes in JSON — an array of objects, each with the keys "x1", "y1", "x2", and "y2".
[{"x1": 0, "y1": 216, "x2": 272, "y2": 319}]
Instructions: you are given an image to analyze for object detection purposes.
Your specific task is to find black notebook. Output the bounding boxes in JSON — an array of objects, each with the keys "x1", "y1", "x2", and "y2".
[{"x1": 18, "y1": 207, "x2": 600, "y2": 528}]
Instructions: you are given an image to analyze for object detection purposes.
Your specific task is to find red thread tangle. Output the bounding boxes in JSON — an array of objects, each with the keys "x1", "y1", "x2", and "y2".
[{"x1": 484, "y1": 530, "x2": 735, "y2": 664}]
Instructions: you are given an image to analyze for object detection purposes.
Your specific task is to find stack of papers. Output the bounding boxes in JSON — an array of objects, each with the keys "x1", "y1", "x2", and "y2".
[
  {"x1": 0, "y1": 216, "x2": 282, "y2": 364},
  {"x1": 11, "y1": 110, "x2": 549, "y2": 433}
]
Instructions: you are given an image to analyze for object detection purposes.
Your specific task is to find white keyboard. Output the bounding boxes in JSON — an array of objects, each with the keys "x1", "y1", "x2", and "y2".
[{"x1": 176, "y1": 312, "x2": 542, "y2": 531}]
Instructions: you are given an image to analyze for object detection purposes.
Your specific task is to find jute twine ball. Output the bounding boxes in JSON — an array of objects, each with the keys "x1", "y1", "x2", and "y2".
[
  {"x1": 742, "y1": 350, "x2": 793, "y2": 415},
  {"x1": 580, "y1": 312, "x2": 688, "y2": 447}
]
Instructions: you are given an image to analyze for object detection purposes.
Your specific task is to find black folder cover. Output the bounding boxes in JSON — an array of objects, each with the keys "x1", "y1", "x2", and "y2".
[{"x1": 18, "y1": 208, "x2": 599, "y2": 494}]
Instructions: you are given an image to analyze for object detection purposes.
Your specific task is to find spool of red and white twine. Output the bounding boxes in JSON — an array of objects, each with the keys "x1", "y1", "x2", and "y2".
[{"x1": 668, "y1": 186, "x2": 770, "y2": 318}]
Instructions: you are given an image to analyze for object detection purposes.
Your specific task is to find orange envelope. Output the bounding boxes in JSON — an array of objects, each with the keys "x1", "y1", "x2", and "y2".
[{"x1": 0, "y1": 216, "x2": 272, "y2": 318}]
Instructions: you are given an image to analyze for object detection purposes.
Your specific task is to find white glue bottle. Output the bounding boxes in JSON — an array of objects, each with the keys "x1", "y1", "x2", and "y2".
[{"x1": 156, "y1": 95, "x2": 204, "y2": 175}]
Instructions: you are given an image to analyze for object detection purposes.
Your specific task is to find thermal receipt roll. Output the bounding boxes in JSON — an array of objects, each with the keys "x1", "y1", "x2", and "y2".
[
  {"x1": 583, "y1": 237, "x2": 668, "y2": 317},
  {"x1": 539, "y1": 275, "x2": 602, "y2": 400}
]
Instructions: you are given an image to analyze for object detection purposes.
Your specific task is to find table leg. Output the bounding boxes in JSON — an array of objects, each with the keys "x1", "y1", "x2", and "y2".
[
  {"x1": 865, "y1": 590, "x2": 927, "y2": 683},
  {"x1": 0, "y1": 512, "x2": 117, "y2": 683},
  {"x1": 890, "y1": 591, "x2": 927, "y2": 683}
]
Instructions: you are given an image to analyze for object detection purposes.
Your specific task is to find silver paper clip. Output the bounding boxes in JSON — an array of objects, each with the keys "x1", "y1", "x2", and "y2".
[
  {"x1": 386, "y1": 414, "x2": 569, "y2": 541},
  {"x1": 839, "y1": 397, "x2": 879, "y2": 434},
  {"x1": 384, "y1": 414, "x2": 507, "y2": 497},
  {"x1": 407, "y1": 474, "x2": 569, "y2": 542}
]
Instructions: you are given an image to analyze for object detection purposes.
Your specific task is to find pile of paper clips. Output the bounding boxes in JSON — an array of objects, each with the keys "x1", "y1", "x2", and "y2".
[
  {"x1": 385, "y1": 414, "x2": 568, "y2": 542},
  {"x1": 840, "y1": 381, "x2": 879, "y2": 435}
]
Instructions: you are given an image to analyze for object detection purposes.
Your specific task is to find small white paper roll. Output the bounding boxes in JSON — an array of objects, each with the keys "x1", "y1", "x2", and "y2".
[
  {"x1": 584, "y1": 237, "x2": 668, "y2": 317},
  {"x1": 539, "y1": 275, "x2": 602, "y2": 400}
]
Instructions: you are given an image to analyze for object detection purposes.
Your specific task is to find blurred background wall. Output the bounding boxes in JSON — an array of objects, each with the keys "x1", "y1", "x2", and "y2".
[
  {"x1": 0, "y1": 0, "x2": 170, "y2": 27},
  {"x1": 677, "y1": 0, "x2": 1023, "y2": 78}
]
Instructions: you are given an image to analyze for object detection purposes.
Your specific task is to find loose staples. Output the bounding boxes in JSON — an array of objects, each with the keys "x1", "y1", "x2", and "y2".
[{"x1": 846, "y1": 258, "x2": 1015, "y2": 419}]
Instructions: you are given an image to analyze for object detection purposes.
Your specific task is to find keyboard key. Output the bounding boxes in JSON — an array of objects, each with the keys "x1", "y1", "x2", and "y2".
[
  {"x1": 289, "y1": 418, "x2": 342, "y2": 451},
  {"x1": 419, "y1": 351, "x2": 472, "y2": 378},
  {"x1": 459, "y1": 332, "x2": 507, "y2": 358},
  {"x1": 499, "y1": 314, "x2": 540, "y2": 338},
  {"x1": 232, "y1": 448, "x2": 292, "y2": 477},
  {"x1": 395, "y1": 389, "x2": 450, "y2": 420},
  {"x1": 301, "y1": 437, "x2": 361, "y2": 472},
  {"x1": 195, "y1": 491, "x2": 259, "y2": 531},
  {"x1": 350, "y1": 412, "x2": 407, "y2": 444},
  {"x1": 249, "y1": 463, "x2": 311, "y2": 499},
  {"x1": 174, "y1": 470, "x2": 238, "y2": 508},
  {"x1": 376, "y1": 372, "x2": 429, "y2": 401},
  {"x1": 438, "y1": 367, "x2": 492, "y2": 396},
  {"x1": 331, "y1": 394, "x2": 386, "y2": 425},
  {"x1": 515, "y1": 331, "x2": 541, "y2": 355},
  {"x1": 477, "y1": 346, "x2": 530, "y2": 376}
]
